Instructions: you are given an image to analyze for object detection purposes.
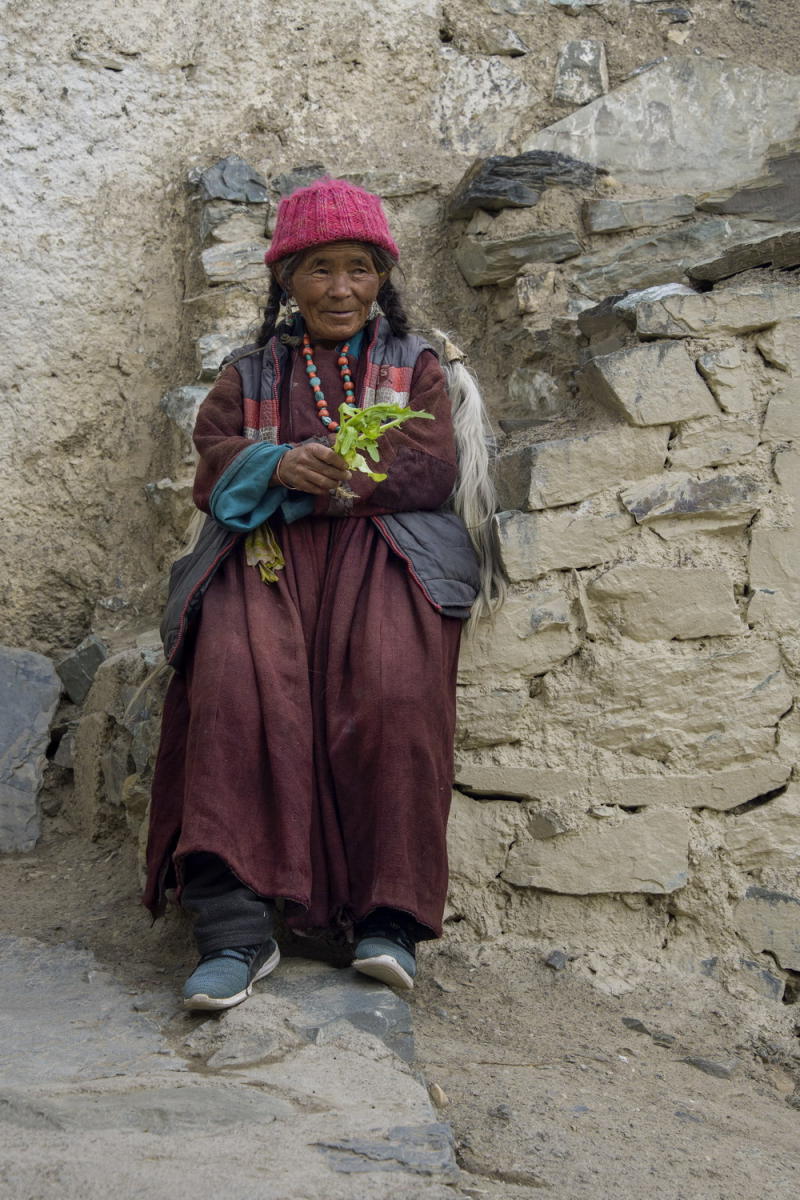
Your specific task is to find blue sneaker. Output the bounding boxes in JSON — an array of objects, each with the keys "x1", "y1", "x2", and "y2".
[
  {"x1": 182, "y1": 940, "x2": 280, "y2": 1011},
  {"x1": 353, "y1": 914, "x2": 417, "y2": 990}
]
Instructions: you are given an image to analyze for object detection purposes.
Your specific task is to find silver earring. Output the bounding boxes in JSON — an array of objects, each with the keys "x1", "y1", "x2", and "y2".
[
  {"x1": 279, "y1": 292, "x2": 298, "y2": 323},
  {"x1": 369, "y1": 300, "x2": 382, "y2": 320}
]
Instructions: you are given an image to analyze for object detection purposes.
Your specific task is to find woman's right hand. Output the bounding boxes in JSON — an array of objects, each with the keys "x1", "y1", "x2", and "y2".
[{"x1": 272, "y1": 443, "x2": 350, "y2": 494}]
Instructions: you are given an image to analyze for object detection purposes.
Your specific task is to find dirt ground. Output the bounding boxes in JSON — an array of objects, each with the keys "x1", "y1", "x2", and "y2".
[{"x1": 2, "y1": 809, "x2": 798, "y2": 1200}]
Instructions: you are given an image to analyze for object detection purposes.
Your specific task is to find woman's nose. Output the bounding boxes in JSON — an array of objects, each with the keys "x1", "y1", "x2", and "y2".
[{"x1": 327, "y1": 272, "x2": 352, "y2": 296}]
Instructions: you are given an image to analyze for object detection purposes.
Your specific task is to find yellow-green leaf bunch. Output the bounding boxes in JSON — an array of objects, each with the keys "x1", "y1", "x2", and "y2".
[{"x1": 332, "y1": 402, "x2": 433, "y2": 482}]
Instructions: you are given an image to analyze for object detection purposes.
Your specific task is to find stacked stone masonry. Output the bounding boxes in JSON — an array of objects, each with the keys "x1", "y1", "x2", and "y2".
[
  {"x1": 441, "y1": 53, "x2": 800, "y2": 998},
  {"x1": 3, "y1": 8, "x2": 800, "y2": 1006}
]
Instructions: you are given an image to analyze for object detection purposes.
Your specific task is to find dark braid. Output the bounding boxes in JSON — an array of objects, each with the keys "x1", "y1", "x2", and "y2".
[
  {"x1": 256, "y1": 276, "x2": 284, "y2": 346},
  {"x1": 369, "y1": 246, "x2": 410, "y2": 337},
  {"x1": 377, "y1": 278, "x2": 409, "y2": 337},
  {"x1": 256, "y1": 250, "x2": 306, "y2": 346},
  {"x1": 256, "y1": 244, "x2": 409, "y2": 345}
]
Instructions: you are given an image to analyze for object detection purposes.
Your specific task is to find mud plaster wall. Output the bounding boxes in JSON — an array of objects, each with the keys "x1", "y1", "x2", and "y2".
[
  {"x1": 2, "y1": 0, "x2": 797, "y2": 650},
  {"x1": 4, "y1": 1, "x2": 800, "y2": 997}
]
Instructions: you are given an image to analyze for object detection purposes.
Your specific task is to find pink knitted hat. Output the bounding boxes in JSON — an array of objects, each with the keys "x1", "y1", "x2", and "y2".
[{"x1": 265, "y1": 177, "x2": 400, "y2": 266}]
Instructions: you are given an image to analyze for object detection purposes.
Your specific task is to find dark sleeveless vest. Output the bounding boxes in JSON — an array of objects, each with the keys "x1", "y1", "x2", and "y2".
[{"x1": 161, "y1": 319, "x2": 479, "y2": 669}]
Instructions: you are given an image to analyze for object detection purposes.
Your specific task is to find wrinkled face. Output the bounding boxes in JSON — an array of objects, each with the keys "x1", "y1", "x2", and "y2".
[{"x1": 284, "y1": 242, "x2": 386, "y2": 345}]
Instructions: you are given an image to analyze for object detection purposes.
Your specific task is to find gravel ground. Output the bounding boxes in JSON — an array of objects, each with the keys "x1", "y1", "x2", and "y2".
[{"x1": 2, "y1": 815, "x2": 798, "y2": 1199}]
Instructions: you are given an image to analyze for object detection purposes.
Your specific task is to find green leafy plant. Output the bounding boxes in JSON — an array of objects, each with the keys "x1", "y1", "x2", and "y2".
[{"x1": 332, "y1": 402, "x2": 433, "y2": 482}]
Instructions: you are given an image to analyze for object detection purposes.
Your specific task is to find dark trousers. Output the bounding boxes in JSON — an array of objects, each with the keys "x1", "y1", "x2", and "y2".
[
  {"x1": 181, "y1": 853, "x2": 274, "y2": 955},
  {"x1": 181, "y1": 853, "x2": 423, "y2": 955}
]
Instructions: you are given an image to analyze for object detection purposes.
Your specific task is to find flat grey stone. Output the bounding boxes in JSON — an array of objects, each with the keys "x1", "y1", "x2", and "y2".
[
  {"x1": 52, "y1": 726, "x2": 76, "y2": 769},
  {"x1": 160, "y1": 384, "x2": 208, "y2": 441},
  {"x1": 56, "y1": 634, "x2": 108, "y2": 705},
  {"x1": 621, "y1": 1017, "x2": 675, "y2": 1046},
  {"x1": 269, "y1": 959, "x2": 414, "y2": 1062},
  {"x1": 697, "y1": 135, "x2": 800, "y2": 224},
  {"x1": 586, "y1": 565, "x2": 743, "y2": 640},
  {"x1": 738, "y1": 957, "x2": 785, "y2": 1001},
  {"x1": 659, "y1": 5, "x2": 692, "y2": 20},
  {"x1": 457, "y1": 588, "x2": 581, "y2": 681},
  {"x1": 613, "y1": 283, "x2": 697, "y2": 313},
  {"x1": 196, "y1": 332, "x2": 248, "y2": 379},
  {"x1": 316, "y1": 1122, "x2": 457, "y2": 1177},
  {"x1": 0, "y1": 649, "x2": 61, "y2": 852},
  {"x1": 696, "y1": 347, "x2": 752, "y2": 413},
  {"x1": 271, "y1": 164, "x2": 327, "y2": 196},
  {"x1": 0, "y1": 937, "x2": 180, "y2": 1084},
  {"x1": 688, "y1": 223, "x2": 800, "y2": 282},
  {"x1": 477, "y1": 26, "x2": 528, "y2": 56},
  {"x1": 498, "y1": 418, "x2": 552, "y2": 433},
  {"x1": 577, "y1": 295, "x2": 633, "y2": 347},
  {"x1": 436, "y1": 47, "x2": 534, "y2": 156},
  {"x1": 449, "y1": 150, "x2": 600, "y2": 219},
  {"x1": 523, "y1": 58, "x2": 800, "y2": 194},
  {"x1": 143, "y1": 477, "x2": 195, "y2": 541},
  {"x1": 571, "y1": 217, "x2": 774, "y2": 300},
  {"x1": 634, "y1": 282, "x2": 800, "y2": 338},
  {"x1": 449, "y1": 161, "x2": 538, "y2": 220},
  {"x1": 456, "y1": 229, "x2": 582, "y2": 286},
  {"x1": 581, "y1": 341, "x2": 717, "y2": 425},
  {"x1": 577, "y1": 286, "x2": 696, "y2": 352},
  {"x1": 341, "y1": 171, "x2": 436, "y2": 198},
  {"x1": 101, "y1": 730, "x2": 134, "y2": 809},
  {"x1": 498, "y1": 507, "x2": 635, "y2": 580},
  {"x1": 503, "y1": 807, "x2": 689, "y2": 894},
  {"x1": 506, "y1": 367, "x2": 566, "y2": 419},
  {"x1": 200, "y1": 240, "x2": 268, "y2": 285},
  {"x1": 620, "y1": 471, "x2": 762, "y2": 526},
  {"x1": 199, "y1": 199, "x2": 267, "y2": 245},
  {"x1": 193, "y1": 155, "x2": 267, "y2": 203},
  {"x1": 0, "y1": 947, "x2": 455, "y2": 1198},
  {"x1": 683, "y1": 1056, "x2": 740, "y2": 1080},
  {"x1": 554, "y1": 39, "x2": 608, "y2": 107},
  {"x1": 735, "y1": 886, "x2": 800, "y2": 971},
  {"x1": 668, "y1": 413, "x2": 759, "y2": 470},
  {"x1": 583, "y1": 195, "x2": 695, "y2": 234},
  {"x1": 495, "y1": 425, "x2": 669, "y2": 511},
  {"x1": 454, "y1": 761, "x2": 791, "y2": 812}
]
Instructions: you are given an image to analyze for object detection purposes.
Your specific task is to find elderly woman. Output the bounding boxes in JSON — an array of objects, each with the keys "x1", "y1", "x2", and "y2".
[{"x1": 144, "y1": 177, "x2": 497, "y2": 1010}]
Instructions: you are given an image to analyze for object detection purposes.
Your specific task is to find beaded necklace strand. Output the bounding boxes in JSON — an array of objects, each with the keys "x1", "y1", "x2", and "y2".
[{"x1": 301, "y1": 332, "x2": 355, "y2": 432}]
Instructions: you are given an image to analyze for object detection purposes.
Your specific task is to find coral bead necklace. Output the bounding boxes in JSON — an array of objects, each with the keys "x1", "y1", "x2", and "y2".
[{"x1": 301, "y1": 332, "x2": 356, "y2": 432}]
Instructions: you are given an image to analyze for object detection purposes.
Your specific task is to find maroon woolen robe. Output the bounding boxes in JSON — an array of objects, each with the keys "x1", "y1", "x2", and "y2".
[{"x1": 143, "y1": 341, "x2": 462, "y2": 938}]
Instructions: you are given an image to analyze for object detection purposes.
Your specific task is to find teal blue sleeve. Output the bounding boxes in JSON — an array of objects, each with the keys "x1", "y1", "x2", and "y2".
[{"x1": 209, "y1": 443, "x2": 314, "y2": 531}]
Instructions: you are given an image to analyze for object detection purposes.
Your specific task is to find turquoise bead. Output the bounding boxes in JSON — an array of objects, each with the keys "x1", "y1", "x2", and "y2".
[{"x1": 301, "y1": 331, "x2": 350, "y2": 435}]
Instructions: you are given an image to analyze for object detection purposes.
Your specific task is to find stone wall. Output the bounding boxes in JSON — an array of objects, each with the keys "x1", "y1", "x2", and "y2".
[
  {"x1": 441, "y1": 52, "x2": 800, "y2": 996},
  {"x1": 3, "y1": 1, "x2": 799, "y2": 1001}
]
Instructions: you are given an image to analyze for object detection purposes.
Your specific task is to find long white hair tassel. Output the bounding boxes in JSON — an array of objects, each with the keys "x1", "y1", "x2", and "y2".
[{"x1": 432, "y1": 330, "x2": 507, "y2": 628}]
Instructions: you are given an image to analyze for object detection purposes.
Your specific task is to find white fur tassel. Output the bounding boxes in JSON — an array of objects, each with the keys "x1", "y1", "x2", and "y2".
[{"x1": 431, "y1": 329, "x2": 507, "y2": 628}]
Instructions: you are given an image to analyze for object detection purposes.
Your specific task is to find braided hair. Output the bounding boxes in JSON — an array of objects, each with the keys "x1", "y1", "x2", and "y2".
[{"x1": 256, "y1": 244, "x2": 409, "y2": 345}]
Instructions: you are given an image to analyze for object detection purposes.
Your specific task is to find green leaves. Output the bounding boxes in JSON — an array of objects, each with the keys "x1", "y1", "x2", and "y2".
[{"x1": 332, "y1": 402, "x2": 433, "y2": 482}]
